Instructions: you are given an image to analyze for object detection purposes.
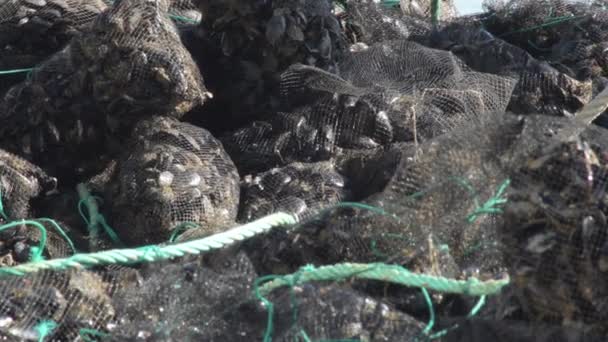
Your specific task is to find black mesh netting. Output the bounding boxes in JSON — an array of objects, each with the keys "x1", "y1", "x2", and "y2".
[{"x1": 4, "y1": 0, "x2": 608, "y2": 341}]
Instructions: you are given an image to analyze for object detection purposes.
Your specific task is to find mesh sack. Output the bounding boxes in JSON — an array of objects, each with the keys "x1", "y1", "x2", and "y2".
[
  {"x1": 477, "y1": 0, "x2": 608, "y2": 114},
  {"x1": 244, "y1": 282, "x2": 425, "y2": 342},
  {"x1": 223, "y1": 40, "x2": 516, "y2": 174},
  {"x1": 243, "y1": 110, "x2": 522, "y2": 296},
  {"x1": 245, "y1": 110, "x2": 520, "y2": 277},
  {"x1": 0, "y1": 0, "x2": 107, "y2": 96},
  {"x1": 443, "y1": 317, "x2": 606, "y2": 341},
  {"x1": 0, "y1": 149, "x2": 56, "y2": 234},
  {"x1": 0, "y1": 266, "x2": 137, "y2": 341},
  {"x1": 187, "y1": 0, "x2": 347, "y2": 131},
  {"x1": 99, "y1": 116, "x2": 240, "y2": 246},
  {"x1": 482, "y1": 0, "x2": 608, "y2": 56},
  {"x1": 1, "y1": 219, "x2": 77, "y2": 267},
  {"x1": 108, "y1": 250, "x2": 257, "y2": 340},
  {"x1": 337, "y1": 0, "x2": 432, "y2": 46},
  {"x1": 499, "y1": 117, "x2": 608, "y2": 335},
  {"x1": 414, "y1": 17, "x2": 595, "y2": 117},
  {"x1": 0, "y1": 0, "x2": 210, "y2": 181},
  {"x1": 399, "y1": 0, "x2": 459, "y2": 21},
  {"x1": 241, "y1": 112, "x2": 602, "y2": 341}
]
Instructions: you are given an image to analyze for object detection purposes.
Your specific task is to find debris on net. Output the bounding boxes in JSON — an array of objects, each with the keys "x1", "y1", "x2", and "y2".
[
  {"x1": 0, "y1": 0, "x2": 107, "y2": 95},
  {"x1": 99, "y1": 116, "x2": 240, "y2": 246},
  {"x1": 0, "y1": 0, "x2": 210, "y2": 181}
]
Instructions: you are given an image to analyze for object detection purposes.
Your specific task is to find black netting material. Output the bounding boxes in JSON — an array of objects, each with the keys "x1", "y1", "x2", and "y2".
[{"x1": 2, "y1": 0, "x2": 608, "y2": 341}]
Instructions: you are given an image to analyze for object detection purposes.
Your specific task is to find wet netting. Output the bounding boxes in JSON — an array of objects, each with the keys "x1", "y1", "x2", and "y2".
[{"x1": 3, "y1": 0, "x2": 608, "y2": 341}]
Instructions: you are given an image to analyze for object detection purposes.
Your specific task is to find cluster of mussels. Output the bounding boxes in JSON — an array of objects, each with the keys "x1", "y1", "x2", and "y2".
[
  {"x1": 0, "y1": 0, "x2": 209, "y2": 181},
  {"x1": 503, "y1": 136, "x2": 608, "y2": 333},
  {"x1": 0, "y1": 0, "x2": 107, "y2": 95},
  {"x1": 101, "y1": 116, "x2": 241, "y2": 246},
  {"x1": 239, "y1": 161, "x2": 349, "y2": 222},
  {"x1": 186, "y1": 0, "x2": 347, "y2": 131},
  {"x1": 4, "y1": 0, "x2": 608, "y2": 339}
]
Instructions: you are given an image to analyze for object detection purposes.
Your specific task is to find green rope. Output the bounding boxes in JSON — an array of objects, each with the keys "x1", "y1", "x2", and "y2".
[
  {"x1": 256, "y1": 263, "x2": 509, "y2": 298},
  {"x1": 427, "y1": 295, "x2": 486, "y2": 339},
  {"x1": 256, "y1": 263, "x2": 500, "y2": 341},
  {"x1": 421, "y1": 287, "x2": 435, "y2": 335},
  {"x1": 0, "y1": 68, "x2": 33, "y2": 75},
  {"x1": 254, "y1": 266, "x2": 314, "y2": 342},
  {"x1": 431, "y1": 0, "x2": 441, "y2": 26},
  {"x1": 381, "y1": 0, "x2": 400, "y2": 7},
  {"x1": 36, "y1": 218, "x2": 77, "y2": 254},
  {"x1": 34, "y1": 320, "x2": 57, "y2": 342},
  {"x1": 168, "y1": 14, "x2": 200, "y2": 24},
  {"x1": 0, "y1": 220, "x2": 47, "y2": 262},
  {"x1": 77, "y1": 184, "x2": 124, "y2": 247},
  {"x1": 466, "y1": 179, "x2": 510, "y2": 223},
  {"x1": 254, "y1": 274, "x2": 278, "y2": 342},
  {"x1": 408, "y1": 176, "x2": 510, "y2": 223},
  {"x1": 0, "y1": 212, "x2": 297, "y2": 276},
  {"x1": 499, "y1": 15, "x2": 583, "y2": 37},
  {"x1": 168, "y1": 222, "x2": 201, "y2": 243},
  {"x1": 79, "y1": 328, "x2": 109, "y2": 341},
  {"x1": 0, "y1": 186, "x2": 8, "y2": 221}
]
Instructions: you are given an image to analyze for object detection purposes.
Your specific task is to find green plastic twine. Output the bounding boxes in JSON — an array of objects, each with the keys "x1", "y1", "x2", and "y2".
[
  {"x1": 431, "y1": 0, "x2": 441, "y2": 26},
  {"x1": 407, "y1": 176, "x2": 510, "y2": 223},
  {"x1": 36, "y1": 218, "x2": 77, "y2": 254},
  {"x1": 0, "y1": 212, "x2": 297, "y2": 276},
  {"x1": 34, "y1": 320, "x2": 57, "y2": 342},
  {"x1": 499, "y1": 15, "x2": 583, "y2": 37},
  {"x1": 168, "y1": 222, "x2": 201, "y2": 243},
  {"x1": 466, "y1": 179, "x2": 510, "y2": 223},
  {"x1": 258, "y1": 263, "x2": 508, "y2": 298},
  {"x1": 0, "y1": 220, "x2": 47, "y2": 262},
  {"x1": 320, "y1": 202, "x2": 412, "y2": 262},
  {"x1": 254, "y1": 265, "x2": 315, "y2": 342},
  {"x1": 257, "y1": 264, "x2": 499, "y2": 341},
  {"x1": 427, "y1": 295, "x2": 487, "y2": 339},
  {"x1": 381, "y1": 0, "x2": 400, "y2": 7},
  {"x1": 77, "y1": 193, "x2": 124, "y2": 247},
  {"x1": 0, "y1": 68, "x2": 34, "y2": 75},
  {"x1": 254, "y1": 274, "x2": 278, "y2": 342},
  {"x1": 168, "y1": 14, "x2": 200, "y2": 24},
  {"x1": 79, "y1": 328, "x2": 109, "y2": 342},
  {"x1": 289, "y1": 271, "x2": 308, "y2": 340},
  {"x1": 0, "y1": 186, "x2": 7, "y2": 221}
]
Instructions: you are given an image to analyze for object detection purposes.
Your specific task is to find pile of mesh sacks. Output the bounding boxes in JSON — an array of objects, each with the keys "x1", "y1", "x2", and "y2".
[{"x1": 1, "y1": 0, "x2": 608, "y2": 340}]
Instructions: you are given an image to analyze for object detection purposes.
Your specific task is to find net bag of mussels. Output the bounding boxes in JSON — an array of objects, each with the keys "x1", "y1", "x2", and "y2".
[{"x1": 2, "y1": 0, "x2": 608, "y2": 341}]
